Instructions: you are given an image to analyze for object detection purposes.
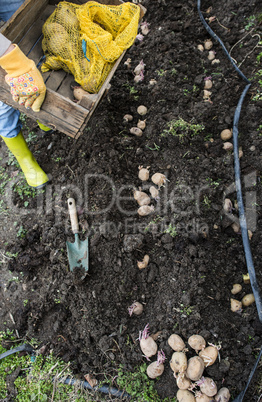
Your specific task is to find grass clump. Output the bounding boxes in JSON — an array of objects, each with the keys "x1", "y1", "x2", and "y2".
[{"x1": 0, "y1": 331, "x2": 92, "y2": 401}]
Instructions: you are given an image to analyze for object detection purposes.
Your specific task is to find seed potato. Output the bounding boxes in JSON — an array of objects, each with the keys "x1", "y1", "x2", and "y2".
[
  {"x1": 137, "y1": 120, "x2": 146, "y2": 130},
  {"x1": 133, "y1": 190, "x2": 151, "y2": 206},
  {"x1": 231, "y1": 284, "x2": 242, "y2": 295},
  {"x1": 196, "y1": 393, "x2": 213, "y2": 402},
  {"x1": 199, "y1": 377, "x2": 217, "y2": 397},
  {"x1": 137, "y1": 105, "x2": 148, "y2": 115},
  {"x1": 138, "y1": 166, "x2": 150, "y2": 181},
  {"x1": 197, "y1": 44, "x2": 204, "y2": 52},
  {"x1": 204, "y1": 79, "x2": 212, "y2": 89},
  {"x1": 214, "y1": 387, "x2": 230, "y2": 401},
  {"x1": 220, "y1": 129, "x2": 232, "y2": 141},
  {"x1": 123, "y1": 114, "x2": 133, "y2": 122},
  {"x1": 177, "y1": 389, "x2": 196, "y2": 402},
  {"x1": 242, "y1": 293, "x2": 255, "y2": 307},
  {"x1": 176, "y1": 373, "x2": 191, "y2": 390},
  {"x1": 147, "y1": 361, "x2": 164, "y2": 379},
  {"x1": 140, "y1": 335, "x2": 157, "y2": 358},
  {"x1": 199, "y1": 346, "x2": 218, "y2": 367},
  {"x1": 168, "y1": 334, "x2": 186, "y2": 352},
  {"x1": 186, "y1": 356, "x2": 205, "y2": 381},
  {"x1": 137, "y1": 255, "x2": 149, "y2": 269},
  {"x1": 130, "y1": 127, "x2": 143, "y2": 137},
  {"x1": 230, "y1": 298, "x2": 242, "y2": 313},
  {"x1": 188, "y1": 334, "x2": 206, "y2": 352},
  {"x1": 129, "y1": 301, "x2": 143, "y2": 316},
  {"x1": 223, "y1": 142, "x2": 233, "y2": 151},
  {"x1": 170, "y1": 351, "x2": 187, "y2": 374},
  {"x1": 204, "y1": 39, "x2": 213, "y2": 50},
  {"x1": 151, "y1": 173, "x2": 166, "y2": 187},
  {"x1": 137, "y1": 205, "x2": 154, "y2": 216},
  {"x1": 149, "y1": 186, "x2": 159, "y2": 199}
]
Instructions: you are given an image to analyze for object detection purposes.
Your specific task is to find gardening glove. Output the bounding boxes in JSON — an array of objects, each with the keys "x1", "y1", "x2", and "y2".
[{"x1": 0, "y1": 45, "x2": 46, "y2": 112}]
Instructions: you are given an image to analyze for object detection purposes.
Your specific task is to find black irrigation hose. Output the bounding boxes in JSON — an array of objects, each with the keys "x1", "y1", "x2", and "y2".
[
  {"x1": 58, "y1": 377, "x2": 131, "y2": 399},
  {"x1": 0, "y1": 343, "x2": 34, "y2": 360},
  {"x1": 233, "y1": 345, "x2": 262, "y2": 402},
  {"x1": 197, "y1": 0, "x2": 262, "y2": 322}
]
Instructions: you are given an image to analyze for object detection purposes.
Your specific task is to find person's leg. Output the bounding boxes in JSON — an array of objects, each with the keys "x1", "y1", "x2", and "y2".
[
  {"x1": 0, "y1": 2, "x2": 49, "y2": 188},
  {"x1": 0, "y1": 102, "x2": 49, "y2": 188}
]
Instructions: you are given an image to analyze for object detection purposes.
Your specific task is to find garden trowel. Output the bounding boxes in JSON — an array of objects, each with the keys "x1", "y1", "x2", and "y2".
[{"x1": 66, "y1": 198, "x2": 88, "y2": 277}]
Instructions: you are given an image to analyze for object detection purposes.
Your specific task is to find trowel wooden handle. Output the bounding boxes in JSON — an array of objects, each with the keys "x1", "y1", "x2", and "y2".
[{"x1": 67, "y1": 198, "x2": 79, "y2": 234}]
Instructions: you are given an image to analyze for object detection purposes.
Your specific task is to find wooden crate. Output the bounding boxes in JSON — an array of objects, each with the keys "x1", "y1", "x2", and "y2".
[{"x1": 0, "y1": 0, "x2": 145, "y2": 138}]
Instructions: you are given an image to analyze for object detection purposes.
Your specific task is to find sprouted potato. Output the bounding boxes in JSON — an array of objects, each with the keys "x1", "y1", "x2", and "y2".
[
  {"x1": 199, "y1": 346, "x2": 218, "y2": 367},
  {"x1": 176, "y1": 373, "x2": 191, "y2": 390},
  {"x1": 147, "y1": 350, "x2": 166, "y2": 378},
  {"x1": 128, "y1": 301, "x2": 143, "y2": 316},
  {"x1": 197, "y1": 377, "x2": 217, "y2": 397},
  {"x1": 138, "y1": 166, "x2": 150, "y2": 181},
  {"x1": 151, "y1": 173, "x2": 167, "y2": 187},
  {"x1": 139, "y1": 324, "x2": 158, "y2": 358},
  {"x1": 170, "y1": 351, "x2": 187, "y2": 374}
]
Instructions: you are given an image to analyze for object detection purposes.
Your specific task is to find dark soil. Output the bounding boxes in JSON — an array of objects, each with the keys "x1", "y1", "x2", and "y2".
[{"x1": 1, "y1": 0, "x2": 262, "y2": 400}]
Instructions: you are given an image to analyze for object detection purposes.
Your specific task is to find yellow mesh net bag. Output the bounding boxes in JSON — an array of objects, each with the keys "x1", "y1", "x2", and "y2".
[{"x1": 41, "y1": 1, "x2": 140, "y2": 93}]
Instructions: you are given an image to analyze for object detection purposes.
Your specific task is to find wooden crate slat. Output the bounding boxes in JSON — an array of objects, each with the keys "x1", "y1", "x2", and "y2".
[
  {"x1": 43, "y1": 70, "x2": 69, "y2": 94},
  {"x1": 56, "y1": 74, "x2": 78, "y2": 101},
  {"x1": 18, "y1": 5, "x2": 55, "y2": 57}
]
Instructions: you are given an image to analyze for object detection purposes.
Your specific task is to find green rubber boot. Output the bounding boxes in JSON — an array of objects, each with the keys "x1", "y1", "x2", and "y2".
[{"x1": 1, "y1": 132, "x2": 49, "y2": 188}]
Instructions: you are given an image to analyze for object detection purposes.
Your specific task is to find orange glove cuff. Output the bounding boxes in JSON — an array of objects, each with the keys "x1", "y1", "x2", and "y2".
[{"x1": 0, "y1": 44, "x2": 35, "y2": 77}]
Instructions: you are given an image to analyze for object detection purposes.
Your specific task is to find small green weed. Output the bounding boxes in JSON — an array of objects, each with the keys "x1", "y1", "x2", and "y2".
[
  {"x1": 202, "y1": 195, "x2": 211, "y2": 208},
  {"x1": 161, "y1": 117, "x2": 205, "y2": 142},
  {"x1": 156, "y1": 69, "x2": 166, "y2": 76},
  {"x1": 146, "y1": 143, "x2": 160, "y2": 151},
  {"x1": 164, "y1": 223, "x2": 178, "y2": 237},
  {"x1": 17, "y1": 226, "x2": 27, "y2": 239},
  {"x1": 257, "y1": 124, "x2": 262, "y2": 136},
  {"x1": 123, "y1": 82, "x2": 139, "y2": 100},
  {"x1": 206, "y1": 177, "x2": 221, "y2": 188},
  {"x1": 179, "y1": 304, "x2": 194, "y2": 316},
  {"x1": 244, "y1": 15, "x2": 256, "y2": 31},
  {"x1": 144, "y1": 216, "x2": 163, "y2": 233}
]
